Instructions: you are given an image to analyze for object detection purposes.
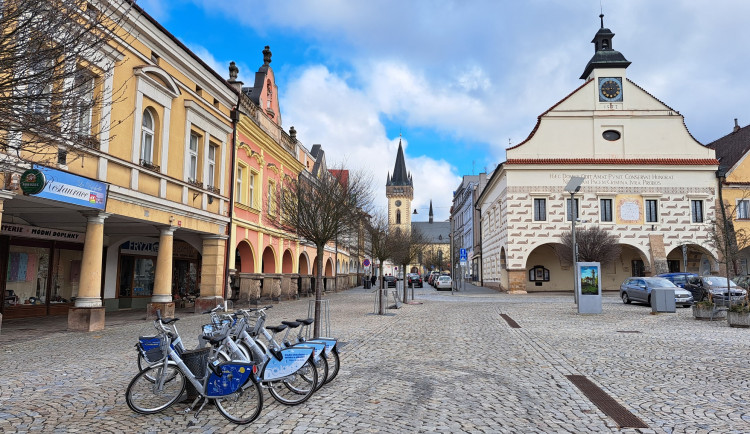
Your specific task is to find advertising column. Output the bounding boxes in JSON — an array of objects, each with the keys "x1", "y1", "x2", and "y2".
[{"x1": 68, "y1": 212, "x2": 109, "y2": 331}]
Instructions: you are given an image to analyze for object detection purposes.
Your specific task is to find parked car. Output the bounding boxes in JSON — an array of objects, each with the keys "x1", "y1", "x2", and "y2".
[
  {"x1": 657, "y1": 272, "x2": 698, "y2": 288},
  {"x1": 733, "y1": 275, "x2": 750, "y2": 290},
  {"x1": 428, "y1": 272, "x2": 440, "y2": 287},
  {"x1": 620, "y1": 277, "x2": 694, "y2": 307},
  {"x1": 384, "y1": 276, "x2": 397, "y2": 288},
  {"x1": 407, "y1": 273, "x2": 423, "y2": 288},
  {"x1": 683, "y1": 276, "x2": 746, "y2": 305},
  {"x1": 435, "y1": 275, "x2": 452, "y2": 290}
]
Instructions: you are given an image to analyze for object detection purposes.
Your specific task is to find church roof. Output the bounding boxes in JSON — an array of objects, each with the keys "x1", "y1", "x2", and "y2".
[
  {"x1": 387, "y1": 139, "x2": 413, "y2": 186},
  {"x1": 412, "y1": 221, "x2": 450, "y2": 244},
  {"x1": 580, "y1": 15, "x2": 631, "y2": 79}
]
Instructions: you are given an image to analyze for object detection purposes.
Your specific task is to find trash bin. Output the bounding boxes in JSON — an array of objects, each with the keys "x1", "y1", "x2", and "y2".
[
  {"x1": 364, "y1": 280, "x2": 371, "y2": 289},
  {"x1": 181, "y1": 347, "x2": 211, "y2": 401},
  {"x1": 651, "y1": 288, "x2": 676, "y2": 313}
]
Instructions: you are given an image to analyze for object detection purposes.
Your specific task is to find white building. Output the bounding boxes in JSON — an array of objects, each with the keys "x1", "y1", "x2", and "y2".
[{"x1": 476, "y1": 16, "x2": 719, "y2": 293}]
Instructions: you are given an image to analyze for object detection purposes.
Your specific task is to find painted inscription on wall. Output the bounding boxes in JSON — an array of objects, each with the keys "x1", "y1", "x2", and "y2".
[{"x1": 549, "y1": 173, "x2": 675, "y2": 187}]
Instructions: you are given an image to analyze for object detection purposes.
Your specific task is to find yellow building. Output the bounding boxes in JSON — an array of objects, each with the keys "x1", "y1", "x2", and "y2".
[
  {"x1": 708, "y1": 120, "x2": 750, "y2": 276},
  {"x1": 1, "y1": 2, "x2": 234, "y2": 328}
]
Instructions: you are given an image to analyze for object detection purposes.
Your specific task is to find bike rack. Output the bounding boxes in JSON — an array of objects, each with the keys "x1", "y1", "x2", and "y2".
[{"x1": 307, "y1": 299, "x2": 331, "y2": 338}]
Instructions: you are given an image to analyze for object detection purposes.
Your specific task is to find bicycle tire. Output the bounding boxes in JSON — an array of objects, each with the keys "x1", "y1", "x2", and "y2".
[
  {"x1": 214, "y1": 379, "x2": 264, "y2": 424},
  {"x1": 126, "y1": 364, "x2": 185, "y2": 414},
  {"x1": 324, "y1": 349, "x2": 340, "y2": 384},
  {"x1": 267, "y1": 358, "x2": 317, "y2": 405},
  {"x1": 307, "y1": 353, "x2": 328, "y2": 391}
]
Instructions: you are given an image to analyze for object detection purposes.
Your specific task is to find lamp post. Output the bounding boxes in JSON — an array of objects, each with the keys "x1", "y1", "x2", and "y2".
[{"x1": 564, "y1": 176, "x2": 585, "y2": 304}]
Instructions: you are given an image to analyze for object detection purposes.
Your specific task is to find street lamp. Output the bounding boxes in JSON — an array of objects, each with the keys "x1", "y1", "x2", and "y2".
[{"x1": 564, "y1": 176, "x2": 585, "y2": 304}]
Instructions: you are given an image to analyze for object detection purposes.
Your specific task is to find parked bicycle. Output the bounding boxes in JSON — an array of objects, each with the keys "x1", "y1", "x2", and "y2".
[{"x1": 127, "y1": 310, "x2": 264, "y2": 424}]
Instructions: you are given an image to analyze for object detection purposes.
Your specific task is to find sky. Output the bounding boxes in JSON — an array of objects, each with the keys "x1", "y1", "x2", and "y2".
[{"x1": 137, "y1": 0, "x2": 750, "y2": 222}]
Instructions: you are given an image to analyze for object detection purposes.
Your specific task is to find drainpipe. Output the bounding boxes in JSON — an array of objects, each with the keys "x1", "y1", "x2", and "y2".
[{"x1": 223, "y1": 103, "x2": 240, "y2": 302}]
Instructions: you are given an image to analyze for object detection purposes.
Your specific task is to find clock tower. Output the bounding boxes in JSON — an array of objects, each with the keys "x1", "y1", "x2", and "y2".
[
  {"x1": 386, "y1": 138, "x2": 413, "y2": 234},
  {"x1": 580, "y1": 14, "x2": 631, "y2": 107}
]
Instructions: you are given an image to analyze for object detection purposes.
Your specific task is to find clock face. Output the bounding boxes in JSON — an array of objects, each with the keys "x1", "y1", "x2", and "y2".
[
  {"x1": 598, "y1": 77, "x2": 623, "y2": 102},
  {"x1": 395, "y1": 200, "x2": 402, "y2": 207}
]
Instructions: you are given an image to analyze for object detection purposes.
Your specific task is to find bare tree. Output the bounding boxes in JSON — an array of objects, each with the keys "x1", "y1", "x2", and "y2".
[
  {"x1": 390, "y1": 227, "x2": 428, "y2": 303},
  {"x1": 0, "y1": 0, "x2": 131, "y2": 171},
  {"x1": 422, "y1": 246, "x2": 448, "y2": 273},
  {"x1": 364, "y1": 213, "x2": 396, "y2": 315},
  {"x1": 557, "y1": 226, "x2": 621, "y2": 266},
  {"x1": 276, "y1": 167, "x2": 373, "y2": 337},
  {"x1": 709, "y1": 185, "x2": 750, "y2": 306}
]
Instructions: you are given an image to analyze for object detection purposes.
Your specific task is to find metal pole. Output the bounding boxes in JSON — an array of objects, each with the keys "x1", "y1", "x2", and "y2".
[{"x1": 572, "y1": 191, "x2": 578, "y2": 304}]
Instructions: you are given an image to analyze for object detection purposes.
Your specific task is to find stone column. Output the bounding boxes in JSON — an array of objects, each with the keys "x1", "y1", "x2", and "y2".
[
  {"x1": 195, "y1": 235, "x2": 227, "y2": 313},
  {"x1": 648, "y1": 234, "x2": 668, "y2": 276},
  {"x1": 147, "y1": 226, "x2": 177, "y2": 319},
  {"x1": 0, "y1": 191, "x2": 14, "y2": 329},
  {"x1": 68, "y1": 212, "x2": 109, "y2": 332}
]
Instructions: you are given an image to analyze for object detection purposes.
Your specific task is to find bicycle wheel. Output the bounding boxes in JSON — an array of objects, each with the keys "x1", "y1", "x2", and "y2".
[
  {"x1": 307, "y1": 354, "x2": 328, "y2": 391},
  {"x1": 324, "y1": 349, "x2": 340, "y2": 384},
  {"x1": 267, "y1": 358, "x2": 317, "y2": 405},
  {"x1": 126, "y1": 364, "x2": 185, "y2": 414},
  {"x1": 215, "y1": 379, "x2": 264, "y2": 424}
]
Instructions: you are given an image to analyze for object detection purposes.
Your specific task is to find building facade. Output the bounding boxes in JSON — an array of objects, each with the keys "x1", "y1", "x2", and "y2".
[
  {"x1": 450, "y1": 175, "x2": 480, "y2": 281},
  {"x1": 1, "y1": 2, "x2": 234, "y2": 327},
  {"x1": 476, "y1": 16, "x2": 719, "y2": 293}
]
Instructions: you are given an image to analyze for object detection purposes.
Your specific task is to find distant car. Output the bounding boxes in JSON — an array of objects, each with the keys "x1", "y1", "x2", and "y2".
[
  {"x1": 383, "y1": 276, "x2": 397, "y2": 288},
  {"x1": 684, "y1": 276, "x2": 746, "y2": 305},
  {"x1": 428, "y1": 273, "x2": 440, "y2": 286},
  {"x1": 620, "y1": 277, "x2": 694, "y2": 307},
  {"x1": 435, "y1": 275, "x2": 452, "y2": 290},
  {"x1": 657, "y1": 272, "x2": 698, "y2": 288},
  {"x1": 407, "y1": 274, "x2": 423, "y2": 288}
]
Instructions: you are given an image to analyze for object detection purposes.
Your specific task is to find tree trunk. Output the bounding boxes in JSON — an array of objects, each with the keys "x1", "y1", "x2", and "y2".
[{"x1": 314, "y1": 245, "x2": 325, "y2": 338}]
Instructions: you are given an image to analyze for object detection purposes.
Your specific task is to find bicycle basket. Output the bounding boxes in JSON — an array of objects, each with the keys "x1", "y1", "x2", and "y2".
[{"x1": 138, "y1": 336, "x2": 167, "y2": 363}]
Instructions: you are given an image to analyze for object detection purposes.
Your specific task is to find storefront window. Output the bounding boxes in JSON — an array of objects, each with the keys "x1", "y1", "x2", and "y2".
[
  {"x1": 5, "y1": 246, "x2": 49, "y2": 307},
  {"x1": 119, "y1": 255, "x2": 155, "y2": 297},
  {"x1": 50, "y1": 248, "x2": 82, "y2": 304}
]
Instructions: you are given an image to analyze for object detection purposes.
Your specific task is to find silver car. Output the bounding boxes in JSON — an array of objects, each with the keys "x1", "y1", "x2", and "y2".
[
  {"x1": 685, "y1": 276, "x2": 747, "y2": 306},
  {"x1": 620, "y1": 277, "x2": 694, "y2": 307}
]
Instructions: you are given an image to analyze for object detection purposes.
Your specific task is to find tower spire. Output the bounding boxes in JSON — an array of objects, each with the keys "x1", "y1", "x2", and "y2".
[
  {"x1": 387, "y1": 138, "x2": 412, "y2": 186},
  {"x1": 429, "y1": 200, "x2": 434, "y2": 223}
]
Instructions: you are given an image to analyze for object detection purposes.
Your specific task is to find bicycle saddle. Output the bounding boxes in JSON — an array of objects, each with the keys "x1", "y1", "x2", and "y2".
[
  {"x1": 266, "y1": 324, "x2": 288, "y2": 334},
  {"x1": 281, "y1": 320, "x2": 301, "y2": 328},
  {"x1": 295, "y1": 318, "x2": 314, "y2": 325}
]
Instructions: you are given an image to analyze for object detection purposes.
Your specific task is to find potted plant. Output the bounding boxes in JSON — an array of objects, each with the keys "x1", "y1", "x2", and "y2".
[
  {"x1": 727, "y1": 294, "x2": 750, "y2": 328},
  {"x1": 692, "y1": 291, "x2": 726, "y2": 321}
]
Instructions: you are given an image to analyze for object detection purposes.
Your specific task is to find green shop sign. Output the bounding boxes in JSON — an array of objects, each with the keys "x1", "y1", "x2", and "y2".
[{"x1": 19, "y1": 169, "x2": 46, "y2": 195}]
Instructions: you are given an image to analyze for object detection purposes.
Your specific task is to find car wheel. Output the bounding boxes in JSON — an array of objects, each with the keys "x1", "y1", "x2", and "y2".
[{"x1": 621, "y1": 292, "x2": 631, "y2": 304}]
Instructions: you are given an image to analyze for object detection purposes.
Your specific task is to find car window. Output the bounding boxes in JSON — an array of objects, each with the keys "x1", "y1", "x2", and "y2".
[
  {"x1": 648, "y1": 278, "x2": 676, "y2": 287},
  {"x1": 688, "y1": 277, "x2": 701, "y2": 285}
]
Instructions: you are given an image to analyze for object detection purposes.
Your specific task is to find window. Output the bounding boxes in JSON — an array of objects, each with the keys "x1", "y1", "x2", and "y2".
[
  {"x1": 248, "y1": 172, "x2": 255, "y2": 206},
  {"x1": 188, "y1": 133, "x2": 199, "y2": 181},
  {"x1": 691, "y1": 200, "x2": 704, "y2": 223},
  {"x1": 533, "y1": 198, "x2": 546, "y2": 221},
  {"x1": 600, "y1": 199, "x2": 613, "y2": 222},
  {"x1": 645, "y1": 199, "x2": 658, "y2": 223},
  {"x1": 207, "y1": 143, "x2": 217, "y2": 189},
  {"x1": 738, "y1": 200, "x2": 750, "y2": 220},
  {"x1": 140, "y1": 109, "x2": 155, "y2": 163},
  {"x1": 566, "y1": 198, "x2": 579, "y2": 221},
  {"x1": 28, "y1": 60, "x2": 53, "y2": 117},
  {"x1": 74, "y1": 71, "x2": 95, "y2": 135},
  {"x1": 235, "y1": 165, "x2": 244, "y2": 203},
  {"x1": 396, "y1": 209, "x2": 401, "y2": 224}
]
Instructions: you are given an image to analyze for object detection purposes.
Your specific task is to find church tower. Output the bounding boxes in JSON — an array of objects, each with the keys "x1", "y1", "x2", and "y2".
[{"x1": 386, "y1": 138, "x2": 413, "y2": 234}]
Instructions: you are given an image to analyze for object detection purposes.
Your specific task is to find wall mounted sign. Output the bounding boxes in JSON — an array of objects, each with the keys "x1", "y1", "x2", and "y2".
[
  {"x1": 19, "y1": 169, "x2": 46, "y2": 194},
  {"x1": 1, "y1": 222, "x2": 85, "y2": 242},
  {"x1": 31, "y1": 165, "x2": 108, "y2": 210}
]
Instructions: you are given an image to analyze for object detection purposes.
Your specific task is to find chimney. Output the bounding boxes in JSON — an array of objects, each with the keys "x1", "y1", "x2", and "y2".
[{"x1": 734, "y1": 118, "x2": 741, "y2": 133}]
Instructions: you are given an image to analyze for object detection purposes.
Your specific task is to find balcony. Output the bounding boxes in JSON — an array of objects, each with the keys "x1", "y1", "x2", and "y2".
[
  {"x1": 187, "y1": 178, "x2": 204, "y2": 189},
  {"x1": 139, "y1": 159, "x2": 160, "y2": 172}
]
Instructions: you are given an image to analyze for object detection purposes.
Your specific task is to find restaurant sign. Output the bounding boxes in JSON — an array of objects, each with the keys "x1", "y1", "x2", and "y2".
[{"x1": 27, "y1": 165, "x2": 108, "y2": 210}]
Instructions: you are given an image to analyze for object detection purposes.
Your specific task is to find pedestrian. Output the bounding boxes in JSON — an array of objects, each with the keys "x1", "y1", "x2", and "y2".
[{"x1": 371, "y1": 275, "x2": 376, "y2": 286}]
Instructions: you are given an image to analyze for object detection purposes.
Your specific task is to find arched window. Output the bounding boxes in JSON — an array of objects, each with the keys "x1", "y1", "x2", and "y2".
[
  {"x1": 396, "y1": 209, "x2": 401, "y2": 224},
  {"x1": 140, "y1": 109, "x2": 155, "y2": 163}
]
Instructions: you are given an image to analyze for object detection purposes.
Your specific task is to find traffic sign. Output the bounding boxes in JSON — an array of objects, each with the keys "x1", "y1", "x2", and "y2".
[
  {"x1": 460, "y1": 248, "x2": 467, "y2": 262},
  {"x1": 363, "y1": 259, "x2": 371, "y2": 267}
]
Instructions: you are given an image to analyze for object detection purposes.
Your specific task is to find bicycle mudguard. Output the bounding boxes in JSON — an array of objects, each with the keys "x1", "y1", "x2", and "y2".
[
  {"x1": 294, "y1": 341, "x2": 326, "y2": 361},
  {"x1": 306, "y1": 338, "x2": 337, "y2": 356},
  {"x1": 205, "y1": 362, "x2": 256, "y2": 397},
  {"x1": 260, "y1": 347, "x2": 313, "y2": 381}
]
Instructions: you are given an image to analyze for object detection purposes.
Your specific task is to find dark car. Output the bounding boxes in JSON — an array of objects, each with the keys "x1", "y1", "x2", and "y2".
[
  {"x1": 620, "y1": 277, "x2": 694, "y2": 307},
  {"x1": 384, "y1": 276, "x2": 397, "y2": 288},
  {"x1": 407, "y1": 274, "x2": 423, "y2": 288},
  {"x1": 657, "y1": 272, "x2": 698, "y2": 288},
  {"x1": 683, "y1": 275, "x2": 746, "y2": 305}
]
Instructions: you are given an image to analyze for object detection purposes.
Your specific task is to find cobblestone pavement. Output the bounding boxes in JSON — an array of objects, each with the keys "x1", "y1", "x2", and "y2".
[{"x1": 1, "y1": 283, "x2": 748, "y2": 433}]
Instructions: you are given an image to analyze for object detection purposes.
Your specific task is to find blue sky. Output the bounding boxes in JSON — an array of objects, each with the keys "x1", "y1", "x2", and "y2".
[{"x1": 138, "y1": 0, "x2": 750, "y2": 221}]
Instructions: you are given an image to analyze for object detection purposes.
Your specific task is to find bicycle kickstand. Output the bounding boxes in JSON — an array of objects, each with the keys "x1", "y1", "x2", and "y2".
[{"x1": 185, "y1": 396, "x2": 209, "y2": 427}]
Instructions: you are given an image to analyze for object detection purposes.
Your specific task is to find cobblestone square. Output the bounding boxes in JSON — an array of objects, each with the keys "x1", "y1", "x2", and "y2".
[{"x1": 1, "y1": 284, "x2": 748, "y2": 433}]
